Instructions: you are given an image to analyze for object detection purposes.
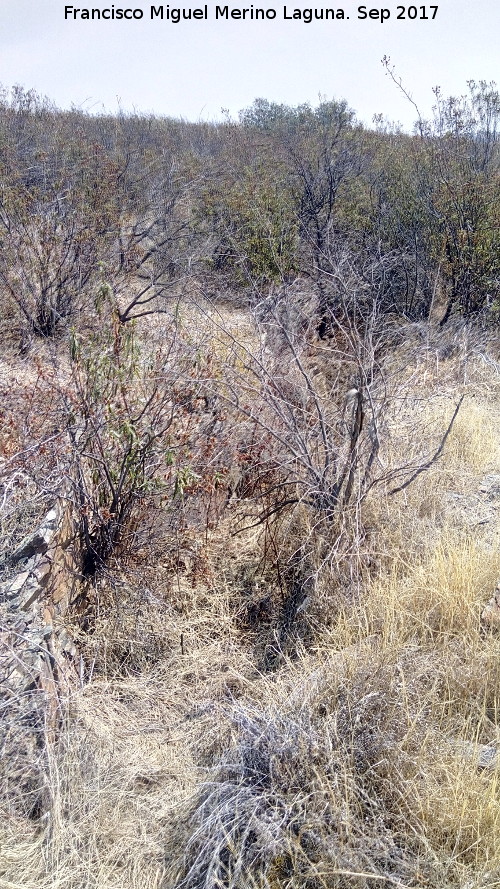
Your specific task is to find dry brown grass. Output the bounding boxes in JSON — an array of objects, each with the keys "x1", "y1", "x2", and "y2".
[{"x1": 1, "y1": 318, "x2": 500, "y2": 889}]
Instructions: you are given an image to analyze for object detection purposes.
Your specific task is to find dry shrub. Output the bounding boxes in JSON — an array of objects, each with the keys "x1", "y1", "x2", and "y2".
[
  {"x1": 0, "y1": 822, "x2": 46, "y2": 889},
  {"x1": 378, "y1": 329, "x2": 500, "y2": 512},
  {"x1": 173, "y1": 686, "x2": 423, "y2": 888},
  {"x1": 72, "y1": 537, "x2": 253, "y2": 678},
  {"x1": 4, "y1": 641, "x2": 499, "y2": 889},
  {"x1": 2, "y1": 304, "x2": 500, "y2": 889},
  {"x1": 403, "y1": 395, "x2": 500, "y2": 479}
]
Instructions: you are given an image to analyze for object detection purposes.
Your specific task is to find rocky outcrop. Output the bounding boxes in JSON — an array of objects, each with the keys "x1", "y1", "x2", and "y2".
[{"x1": 0, "y1": 496, "x2": 80, "y2": 817}]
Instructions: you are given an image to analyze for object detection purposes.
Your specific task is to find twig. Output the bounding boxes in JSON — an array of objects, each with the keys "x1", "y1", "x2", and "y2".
[{"x1": 389, "y1": 395, "x2": 465, "y2": 494}]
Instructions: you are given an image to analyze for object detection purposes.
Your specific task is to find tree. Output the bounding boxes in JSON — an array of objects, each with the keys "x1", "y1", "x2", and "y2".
[
  {"x1": 0, "y1": 129, "x2": 119, "y2": 336},
  {"x1": 382, "y1": 64, "x2": 500, "y2": 322},
  {"x1": 240, "y1": 98, "x2": 365, "y2": 327}
]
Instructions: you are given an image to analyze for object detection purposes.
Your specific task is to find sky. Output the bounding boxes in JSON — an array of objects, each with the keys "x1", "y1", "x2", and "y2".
[{"x1": 0, "y1": 0, "x2": 499, "y2": 129}]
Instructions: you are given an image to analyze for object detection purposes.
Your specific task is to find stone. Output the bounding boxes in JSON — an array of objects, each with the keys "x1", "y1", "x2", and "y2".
[
  {"x1": 36, "y1": 557, "x2": 53, "y2": 588},
  {"x1": 452, "y1": 739, "x2": 499, "y2": 771},
  {"x1": 478, "y1": 474, "x2": 500, "y2": 499},
  {"x1": 8, "y1": 508, "x2": 58, "y2": 566},
  {"x1": 17, "y1": 581, "x2": 43, "y2": 612},
  {"x1": 1, "y1": 570, "x2": 32, "y2": 599},
  {"x1": 10, "y1": 534, "x2": 49, "y2": 565},
  {"x1": 38, "y1": 508, "x2": 58, "y2": 537},
  {"x1": 477, "y1": 745, "x2": 499, "y2": 770},
  {"x1": 481, "y1": 585, "x2": 500, "y2": 629},
  {"x1": 58, "y1": 628, "x2": 77, "y2": 658}
]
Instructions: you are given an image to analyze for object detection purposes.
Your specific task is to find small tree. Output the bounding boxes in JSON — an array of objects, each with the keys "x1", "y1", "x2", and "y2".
[
  {"x1": 240, "y1": 98, "x2": 365, "y2": 324},
  {"x1": 0, "y1": 138, "x2": 119, "y2": 337},
  {"x1": 201, "y1": 162, "x2": 298, "y2": 288},
  {"x1": 64, "y1": 285, "x2": 189, "y2": 573},
  {"x1": 382, "y1": 63, "x2": 500, "y2": 322}
]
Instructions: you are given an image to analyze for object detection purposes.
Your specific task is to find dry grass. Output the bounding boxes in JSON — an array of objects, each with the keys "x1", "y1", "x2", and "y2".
[
  {"x1": 446, "y1": 398, "x2": 500, "y2": 471},
  {"x1": 354, "y1": 531, "x2": 500, "y2": 645},
  {"x1": 2, "y1": 321, "x2": 500, "y2": 889},
  {"x1": 170, "y1": 640, "x2": 500, "y2": 889},
  {"x1": 415, "y1": 754, "x2": 500, "y2": 869},
  {"x1": 1, "y1": 673, "x2": 210, "y2": 889}
]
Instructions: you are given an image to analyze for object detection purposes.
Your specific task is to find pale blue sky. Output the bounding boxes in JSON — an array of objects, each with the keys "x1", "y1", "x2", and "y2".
[{"x1": 0, "y1": 0, "x2": 498, "y2": 128}]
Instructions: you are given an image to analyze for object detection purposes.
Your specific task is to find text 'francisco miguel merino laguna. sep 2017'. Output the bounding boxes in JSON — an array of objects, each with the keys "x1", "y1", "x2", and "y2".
[{"x1": 63, "y1": 5, "x2": 439, "y2": 23}]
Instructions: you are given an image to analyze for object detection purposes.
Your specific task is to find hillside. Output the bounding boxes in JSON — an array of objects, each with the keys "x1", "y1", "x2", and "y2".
[{"x1": 0, "y1": 83, "x2": 500, "y2": 889}]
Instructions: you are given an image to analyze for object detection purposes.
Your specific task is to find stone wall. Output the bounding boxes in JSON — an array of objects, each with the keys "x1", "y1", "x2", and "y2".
[{"x1": 0, "y1": 495, "x2": 80, "y2": 816}]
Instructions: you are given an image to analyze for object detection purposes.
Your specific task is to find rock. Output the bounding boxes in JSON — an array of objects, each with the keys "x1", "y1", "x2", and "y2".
[
  {"x1": 38, "y1": 508, "x2": 58, "y2": 536},
  {"x1": 482, "y1": 585, "x2": 500, "y2": 629},
  {"x1": 478, "y1": 474, "x2": 500, "y2": 500},
  {"x1": 58, "y1": 628, "x2": 77, "y2": 658},
  {"x1": 10, "y1": 535, "x2": 48, "y2": 565},
  {"x1": 0, "y1": 493, "x2": 82, "y2": 828},
  {"x1": 36, "y1": 557, "x2": 53, "y2": 588},
  {"x1": 19, "y1": 649, "x2": 45, "y2": 675},
  {"x1": 8, "y1": 508, "x2": 58, "y2": 566},
  {"x1": 12, "y1": 618, "x2": 28, "y2": 635},
  {"x1": 17, "y1": 581, "x2": 43, "y2": 612},
  {"x1": 452, "y1": 739, "x2": 499, "y2": 771},
  {"x1": 1, "y1": 569, "x2": 33, "y2": 599},
  {"x1": 477, "y1": 745, "x2": 499, "y2": 770}
]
